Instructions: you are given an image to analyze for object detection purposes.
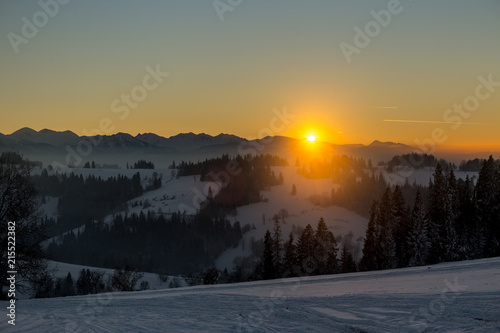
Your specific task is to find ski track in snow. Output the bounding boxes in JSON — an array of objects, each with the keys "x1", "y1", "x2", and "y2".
[{"x1": 2, "y1": 257, "x2": 499, "y2": 332}]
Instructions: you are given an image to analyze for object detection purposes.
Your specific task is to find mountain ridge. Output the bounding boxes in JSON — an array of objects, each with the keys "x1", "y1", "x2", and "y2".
[
  {"x1": 2, "y1": 127, "x2": 415, "y2": 152},
  {"x1": 2, "y1": 127, "x2": 478, "y2": 167}
]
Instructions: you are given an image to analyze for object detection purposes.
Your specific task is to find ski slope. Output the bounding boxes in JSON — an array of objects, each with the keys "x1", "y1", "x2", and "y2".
[{"x1": 2, "y1": 257, "x2": 499, "y2": 332}]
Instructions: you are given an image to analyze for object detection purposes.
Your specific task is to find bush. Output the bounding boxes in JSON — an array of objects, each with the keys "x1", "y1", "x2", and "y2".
[
  {"x1": 139, "y1": 281, "x2": 150, "y2": 291},
  {"x1": 168, "y1": 277, "x2": 183, "y2": 289},
  {"x1": 110, "y1": 267, "x2": 143, "y2": 292}
]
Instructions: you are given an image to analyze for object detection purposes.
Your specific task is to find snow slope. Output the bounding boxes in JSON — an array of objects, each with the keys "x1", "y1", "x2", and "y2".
[
  {"x1": 217, "y1": 166, "x2": 367, "y2": 270},
  {"x1": 39, "y1": 166, "x2": 369, "y2": 270},
  {"x1": 2, "y1": 257, "x2": 499, "y2": 332},
  {"x1": 381, "y1": 167, "x2": 478, "y2": 187}
]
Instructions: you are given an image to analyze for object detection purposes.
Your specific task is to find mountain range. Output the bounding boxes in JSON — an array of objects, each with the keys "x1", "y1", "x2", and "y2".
[{"x1": 0, "y1": 127, "x2": 485, "y2": 168}]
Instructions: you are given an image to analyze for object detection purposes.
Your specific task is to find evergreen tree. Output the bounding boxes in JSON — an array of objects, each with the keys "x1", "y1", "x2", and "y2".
[
  {"x1": 340, "y1": 243, "x2": 357, "y2": 273},
  {"x1": 64, "y1": 272, "x2": 76, "y2": 296},
  {"x1": 475, "y1": 156, "x2": 500, "y2": 256},
  {"x1": 282, "y1": 232, "x2": 297, "y2": 277},
  {"x1": 456, "y1": 176, "x2": 479, "y2": 258},
  {"x1": 442, "y1": 168, "x2": 459, "y2": 261},
  {"x1": 76, "y1": 269, "x2": 90, "y2": 295},
  {"x1": 392, "y1": 185, "x2": 410, "y2": 267},
  {"x1": 261, "y1": 230, "x2": 276, "y2": 279},
  {"x1": 272, "y1": 216, "x2": 283, "y2": 277},
  {"x1": 360, "y1": 201, "x2": 379, "y2": 271},
  {"x1": 296, "y1": 224, "x2": 316, "y2": 275},
  {"x1": 427, "y1": 163, "x2": 446, "y2": 264},
  {"x1": 314, "y1": 217, "x2": 338, "y2": 274},
  {"x1": 407, "y1": 191, "x2": 430, "y2": 266},
  {"x1": 291, "y1": 183, "x2": 297, "y2": 196},
  {"x1": 377, "y1": 188, "x2": 396, "y2": 269}
]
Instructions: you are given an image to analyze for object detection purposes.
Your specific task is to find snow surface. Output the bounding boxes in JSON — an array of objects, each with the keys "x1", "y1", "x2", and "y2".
[{"x1": 2, "y1": 257, "x2": 499, "y2": 332}]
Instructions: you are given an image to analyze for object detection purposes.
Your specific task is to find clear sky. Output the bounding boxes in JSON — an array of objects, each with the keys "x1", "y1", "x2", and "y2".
[{"x1": 1, "y1": 0, "x2": 499, "y2": 152}]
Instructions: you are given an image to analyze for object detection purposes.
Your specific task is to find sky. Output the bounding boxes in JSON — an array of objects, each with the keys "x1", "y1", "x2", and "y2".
[{"x1": 1, "y1": 0, "x2": 499, "y2": 152}]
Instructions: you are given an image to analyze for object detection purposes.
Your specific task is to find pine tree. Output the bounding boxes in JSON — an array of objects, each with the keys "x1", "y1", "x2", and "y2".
[
  {"x1": 456, "y1": 176, "x2": 479, "y2": 258},
  {"x1": 392, "y1": 185, "x2": 410, "y2": 267},
  {"x1": 282, "y1": 232, "x2": 297, "y2": 277},
  {"x1": 261, "y1": 230, "x2": 276, "y2": 280},
  {"x1": 272, "y1": 215, "x2": 283, "y2": 277},
  {"x1": 442, "y1": 168, "x2": 459, "y2": 261},
  {"x1": 64, "y1": 272, "x2": 76, "y2": 296},
  {"x1": 475, "y1": 156, "x2": 500, "y2": 256},
  {"x1": 297, "y1": 224, "x2": 316, "y2": 275},
  {"x1": 340, "y1": 243, "x2": 357, "y2": 273},
  {"x1": 76, "y1": 269, "x2": 90, "y2": 295},
  {"x1": 427, "y1": 163, "x2": 446, "y2": 264},
  {"x1": 407, "y1": 191, "x2": 430, "y2": 266},
  {"x1": 360, "y1": 201, "x2": 379, "y2": 271},
  {"x1": 291, "y1": 183, "x2": 297, "y2": 196},
  {"x1": 377, "y1": 188, "x2": 396, "y2": 269},
  {"x1": 314, "y1": 217, "x2": 338, "y2": 275}
]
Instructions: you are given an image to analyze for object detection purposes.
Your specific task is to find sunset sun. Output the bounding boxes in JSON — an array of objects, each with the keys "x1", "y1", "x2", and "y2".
[{"x1": 307, "y1": 135, "x2": 317, "y2": 143}]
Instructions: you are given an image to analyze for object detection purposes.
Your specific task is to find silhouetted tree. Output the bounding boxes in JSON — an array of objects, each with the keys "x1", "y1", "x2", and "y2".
[
  {"x1": 110, "y1": 266, "x2": 144, "y2": 291},
  {"x1": 282, "y1": 232, "x2": 297, "y2": 277},
  {"x1": 297, "y1": 224, "x2": 316, "y2": 275},
  {"x1": 340, "y1": 243, "x2": 357, "y2": 273},
  {"x1": 407, "y1": 191, "x2": 430, "y2": 266},
  {"x1": 360, "y1": 202, "x2": 379, "y2": 271},
  {"x1": 261, "y1": 230, "x2": 276, "y2": 279},
  {"x1": 0, "y1": 152, "x2": 49, "y2": 299}
]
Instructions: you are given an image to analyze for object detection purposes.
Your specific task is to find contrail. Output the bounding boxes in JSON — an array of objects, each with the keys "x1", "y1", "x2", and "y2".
[
  {"x1": 383, "y1": 119, "x2": 485, "y2": 125},
  {"x1": 371, "y1": 107, "x2": 398, "y2": 109}
]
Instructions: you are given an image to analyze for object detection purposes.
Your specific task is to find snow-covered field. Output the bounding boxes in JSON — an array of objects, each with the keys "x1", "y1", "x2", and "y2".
[{"x1": 2, "y1": 257, "x2": 499, "y2": 332}]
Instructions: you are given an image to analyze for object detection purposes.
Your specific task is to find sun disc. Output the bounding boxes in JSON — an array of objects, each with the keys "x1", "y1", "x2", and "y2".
[{"x1": 307, "y1": 135, "x2": 316, "y2": 142}]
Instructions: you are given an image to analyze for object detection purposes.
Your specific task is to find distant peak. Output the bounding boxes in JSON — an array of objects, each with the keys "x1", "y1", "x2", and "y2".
[
  {"x1": 11, "y1": 127, "x2": 37, "y2": 136},
  {"x1": 39, "y1": 128, "x2": 78, "y2": 136},
  {"x1": 369, "y1": 140, "x2": 404, "y2": 147}
]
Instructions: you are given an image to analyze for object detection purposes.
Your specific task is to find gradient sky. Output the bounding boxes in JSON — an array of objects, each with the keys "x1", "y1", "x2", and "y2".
[{"x1": 1, "y1": 0, "x2": 499, "y2": 152}]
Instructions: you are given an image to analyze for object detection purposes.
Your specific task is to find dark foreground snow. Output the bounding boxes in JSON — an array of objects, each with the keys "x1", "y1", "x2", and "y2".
[{"x1": 2, "y1": 257, "x2": 499, "y2": 332}]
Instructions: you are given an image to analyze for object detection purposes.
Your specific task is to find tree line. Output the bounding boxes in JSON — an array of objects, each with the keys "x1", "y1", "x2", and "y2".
[
  {"x1": 33, "y1": 267, "x2": 148, "y2": 299},
  {"x1": 385, "y1": 153, "x2": 453, "y2": 173},
  {"x1": 47, "y1": 209, "x2": 244, "y2": 276},
  {"x1": 34, "y1": 171, "x2": 143, "y2": 236},
  {"x1": 360, "y1": 157, "x2": 500, "y2": 271},
  {"x1": 253, "y1": 217, "x2": 357, "y2": 280},
  {"x1": 176, "y1": 154, "x2": 288, "y2": 178}
]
